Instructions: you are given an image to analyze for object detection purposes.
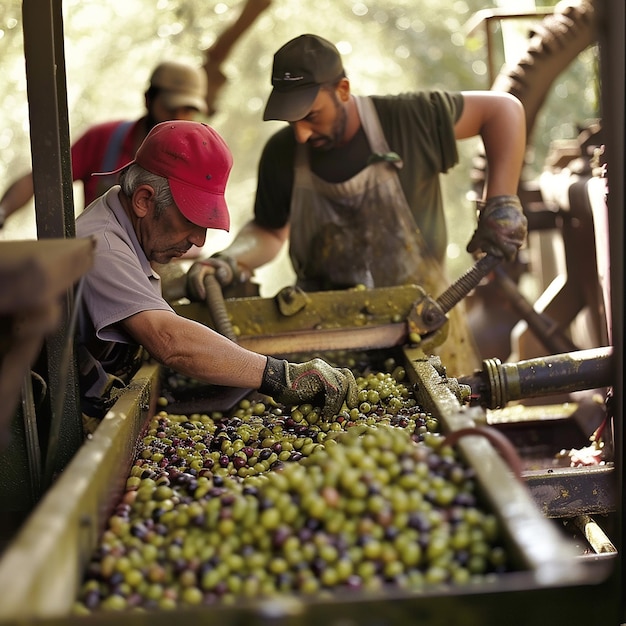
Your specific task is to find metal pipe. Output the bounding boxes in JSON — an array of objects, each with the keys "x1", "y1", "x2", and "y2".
[
  {"x1": 21, "y1": 373, "x2": 42, "y2": 498},
  {"x1": 571, "y1": 515, "x2": 617, "y2": 554},
  {"x1": 459, "y1": 346, "x2": 614, "y2": 409}
]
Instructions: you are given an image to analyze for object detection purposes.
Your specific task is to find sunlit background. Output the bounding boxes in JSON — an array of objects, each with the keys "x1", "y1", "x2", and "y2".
[{"x1": 0, "y1": 0, "x2": 598, "y2": 295}]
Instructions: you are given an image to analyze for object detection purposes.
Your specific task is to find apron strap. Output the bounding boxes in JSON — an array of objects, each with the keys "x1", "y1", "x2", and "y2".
[
  {"x1": 100, "y1": 121, "x2": 133, "y2": 172},
  {"x1": 354, "y1": 96, "x2": 403, "y2": 169}
]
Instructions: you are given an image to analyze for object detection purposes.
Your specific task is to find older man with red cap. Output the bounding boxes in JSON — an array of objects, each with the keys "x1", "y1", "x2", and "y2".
[{"x1": 76, "y1": 120, "x2": 357, "y2": 425}]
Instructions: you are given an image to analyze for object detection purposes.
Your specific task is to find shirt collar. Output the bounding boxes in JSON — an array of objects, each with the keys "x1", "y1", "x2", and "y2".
[{"x1": 104, "y1": 186, "x2": 159, "y2": 280}]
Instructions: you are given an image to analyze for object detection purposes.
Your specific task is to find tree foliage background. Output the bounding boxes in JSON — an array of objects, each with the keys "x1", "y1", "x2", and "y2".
[{"x1": 0, "y1": 0, "x2": 597, "y2": 294}]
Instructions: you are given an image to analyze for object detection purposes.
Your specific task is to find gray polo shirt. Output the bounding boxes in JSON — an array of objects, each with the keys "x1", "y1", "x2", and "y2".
[{"x1": 75, "y1": 186, "x2": 173, "y2": 412}]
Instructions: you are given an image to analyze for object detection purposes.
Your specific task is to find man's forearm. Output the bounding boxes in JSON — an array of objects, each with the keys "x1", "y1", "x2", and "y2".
[
  {"x1": 457, "y1": 91, "x2": 526, "y2": 199},
  {"x1": 0, "y1": 172, "x2": 35, "y2": 222},
  {"x1": 123, "y1": 309, "x2": 266, "y2": 389},
  {"x1": 479, "y1": 95, "x2": 526, "y2": 198},
  {"x1": 183, "y1": 220, "x2": 290, "y2": 301},
  {"x1": 221, "y1": 220, "x2": 289, "y2": 270}
]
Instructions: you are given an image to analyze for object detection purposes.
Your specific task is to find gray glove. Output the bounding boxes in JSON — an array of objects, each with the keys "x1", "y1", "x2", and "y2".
[
  {"x1": 466, "y1": 195, "x2": 528, "y2": 262},
  {"x1": 259, "y1": 356, "x2": 359, "y2": 420},
  {"x1": 187, "y1": 253, "x2": 245, "y2": 300}
]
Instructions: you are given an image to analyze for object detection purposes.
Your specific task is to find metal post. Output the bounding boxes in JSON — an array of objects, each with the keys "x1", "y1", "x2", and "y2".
[{"x1": 22, "y1": 0, "x2": 84, "y2": 484}]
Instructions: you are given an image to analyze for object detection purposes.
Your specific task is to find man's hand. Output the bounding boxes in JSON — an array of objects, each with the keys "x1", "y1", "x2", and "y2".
[
  {"x1": 186, "y1": 253, "x2": 240, "y2": 300},
  {"x1": 466, "y1": 195, "x2": 528, "y2": 262},
  {"x1": 259, "y1": 356, "x2": 359, "y2": 420}
]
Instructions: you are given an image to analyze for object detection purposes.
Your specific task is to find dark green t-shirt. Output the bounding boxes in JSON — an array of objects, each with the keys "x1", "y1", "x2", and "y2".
[{"x1": 254, "y1": 90, "x2": 463, "y2": 264}]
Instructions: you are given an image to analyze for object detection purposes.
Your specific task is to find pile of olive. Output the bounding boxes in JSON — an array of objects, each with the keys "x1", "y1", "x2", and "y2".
[{"x1": 74, "y1": 366, "x2": 510, "y2": 614}]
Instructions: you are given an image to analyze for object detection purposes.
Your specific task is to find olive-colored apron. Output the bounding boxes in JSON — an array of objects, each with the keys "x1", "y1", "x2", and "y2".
[{"x1": 288, "y1": 96, "x2": 481, "y2": 376}]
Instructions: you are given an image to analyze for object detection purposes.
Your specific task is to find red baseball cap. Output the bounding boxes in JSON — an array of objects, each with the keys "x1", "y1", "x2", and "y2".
[{"x1": 95, "y1": 120, "x2": 232, "y2": 231}]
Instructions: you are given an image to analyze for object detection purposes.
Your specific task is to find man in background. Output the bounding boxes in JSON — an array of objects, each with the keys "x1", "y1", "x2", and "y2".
[{"x1": 0, "y1": 0, "x2": 271, "y2": 227}]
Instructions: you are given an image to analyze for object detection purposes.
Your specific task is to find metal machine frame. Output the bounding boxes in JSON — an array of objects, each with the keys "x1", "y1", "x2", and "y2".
[{"x1": 0, "y1": 0, "x2": 622, "y2": 624}]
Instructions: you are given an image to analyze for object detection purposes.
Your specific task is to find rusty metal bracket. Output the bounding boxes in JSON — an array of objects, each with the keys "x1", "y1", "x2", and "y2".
[
  {"x1": 275, "y1": 285, "x2": 311, "y2": 316},
  {"x1": 408, "y1": 254, "x2": 501, "y2": 336}
]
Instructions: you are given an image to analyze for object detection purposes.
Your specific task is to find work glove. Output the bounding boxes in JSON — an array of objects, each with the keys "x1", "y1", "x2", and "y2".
[
  {"x1": 259, "y1": 356, "x2": 359, "y2": 420},
  {"x1": 466, "y1": 195, "x2": 528, "y2": 262},
  {"x1": 187, "y1": 253, "x2": 249, "y2": 300}
]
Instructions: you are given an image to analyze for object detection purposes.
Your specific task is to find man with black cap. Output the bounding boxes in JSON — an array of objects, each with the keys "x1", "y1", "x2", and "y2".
[
  {"x1": 189, "y1": 33, "x2": 528, "y2": 375},
  {"x1": 76, "y1": 119, "x2": 357, "y2": 425}
]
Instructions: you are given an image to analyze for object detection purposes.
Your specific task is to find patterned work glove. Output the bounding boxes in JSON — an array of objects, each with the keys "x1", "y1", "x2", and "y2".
[
  {"x1": 259, "y1": 356, "x2": 359, "y2": 420},
  {"x1": 187, "y1": 253, "x2": 247, "y2": 300},
  {"x1": 466, "y1": 195, "x2": 528, "y2": 262}
]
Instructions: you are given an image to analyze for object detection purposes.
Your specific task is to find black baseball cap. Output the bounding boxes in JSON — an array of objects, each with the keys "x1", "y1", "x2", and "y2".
[{"x1": 263, "y1": 34, "x2": 345, "y2": 122}]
